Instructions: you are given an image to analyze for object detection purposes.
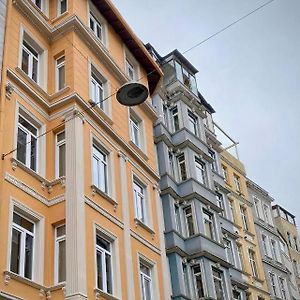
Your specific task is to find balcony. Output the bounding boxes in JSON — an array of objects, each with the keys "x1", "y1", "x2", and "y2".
[{"x1": 165, "y1": 230, "x2": 226, "y2": 261}]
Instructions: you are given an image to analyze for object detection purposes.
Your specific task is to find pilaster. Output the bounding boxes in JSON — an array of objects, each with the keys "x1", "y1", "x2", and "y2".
[{"x1": 65, "y1": 110, "x2": 87, "y2": 300}]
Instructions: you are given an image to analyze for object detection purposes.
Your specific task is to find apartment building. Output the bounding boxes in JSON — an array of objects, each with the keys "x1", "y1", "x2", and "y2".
[
  {"x1": 220, "y1": 152, "x2": 270, "y2": 300},
  {"x1": 0, "y1": 0, "x2": 8, "y2": 82},
  {"x1": 0, "y1": 1, "x2": 170, "y2": 300},
  {"x1": 247, "y1": 179, "x2": 299, "y2": 300},
  {"x1": 272, "y1": 205, "x2": 300, "y2": 295},
  {"x1": 146, "y1": 44, "x2": 249, "y2": 300}
]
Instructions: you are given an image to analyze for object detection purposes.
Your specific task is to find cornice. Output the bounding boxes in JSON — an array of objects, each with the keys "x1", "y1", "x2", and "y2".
[{"x1": 5, "y1": 172, "x2": 65, "y2": 206}]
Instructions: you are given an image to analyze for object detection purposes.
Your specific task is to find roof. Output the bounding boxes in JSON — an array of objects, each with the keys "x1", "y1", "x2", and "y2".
[
  {"x1": 272, "y1": 204, "x2": 295, "y2": 219},
  {"x1": 91, "y1": 0, "x2": 163, "y2": 95}
]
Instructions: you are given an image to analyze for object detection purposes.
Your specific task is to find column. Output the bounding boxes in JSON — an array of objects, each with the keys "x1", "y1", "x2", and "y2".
[{"x1": 65, "y1": 110, "x2": 87, "y2": 300}]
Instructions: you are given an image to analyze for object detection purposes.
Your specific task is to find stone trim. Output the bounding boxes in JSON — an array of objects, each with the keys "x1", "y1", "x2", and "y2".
[{"x1": 5, "y1": 172, "x2": 65, "y2": 206}]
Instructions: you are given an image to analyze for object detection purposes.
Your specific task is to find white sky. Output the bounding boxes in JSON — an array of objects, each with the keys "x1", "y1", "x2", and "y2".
[{"x1": 112, "y1": 0, "x2": 300, "y2": 220}]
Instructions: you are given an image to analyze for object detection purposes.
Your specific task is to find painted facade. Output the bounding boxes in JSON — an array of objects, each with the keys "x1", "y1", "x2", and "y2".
[
  {"x1": 0, "y1": 1, "x2": 170, "y2": 300},
  {"x1": 220, "y1": 151, "x2": 270, "y2": 300},
  {"x1": 247, "y1": 179, "x2": 300, "y2": 300},
  {"x1": 0, "y1": 0, "x2": 7, "y2": 83},
  {"x1": 272, "y1": 205, "x2": 300, "y2": 298},
  {"x1": 147, "y1": 44, "x2": 249, "y2": 300}
]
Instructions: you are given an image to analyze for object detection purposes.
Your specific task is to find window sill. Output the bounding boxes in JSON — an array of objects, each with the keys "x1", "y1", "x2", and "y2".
[
  {"x1": 91, "y1": 185, "x2": 118, "y2": 209},
  {"x1": 15, "y1": 67, "x2": 47, "y2": 95},
  {"x1": 49, "y1": 85, "x2": 71, "y2": 101},
  {"x1": 94, "y1": 289, "x2": 119, "y2": 300},
  {"x1": 51, "y1": 11, "x2": 69, "y2": 24},
  {"x1": 10, "y1": 158, "x2": 65, "y2": 189},
  {"x1": 88, "y1": 99, "x2": 113, "y2": 125},
  {"x1": 129, "y1": 141, "x2": 149, "y2": 161},
  {"x1": 134, "y1": 218, "x2": 155, "y2": 235}
]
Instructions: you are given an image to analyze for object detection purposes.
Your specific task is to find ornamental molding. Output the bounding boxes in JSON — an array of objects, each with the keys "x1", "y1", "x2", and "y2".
[{"x1": 5, "y1": 173, "x2": 65, "y2": 206}]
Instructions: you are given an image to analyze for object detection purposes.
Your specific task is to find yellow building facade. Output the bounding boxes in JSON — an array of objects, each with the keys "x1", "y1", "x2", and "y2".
[
  {"x1": 0, "y1": 0, "x2": 170, "y2": 300},
  {"x1": 221, "y1": 151, "x2": 270, "y2": 300}
]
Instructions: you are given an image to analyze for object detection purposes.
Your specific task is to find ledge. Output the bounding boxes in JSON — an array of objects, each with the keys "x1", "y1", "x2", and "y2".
[
  {"x1": 3, "y1": 271, "x2": 65, "y2": 292},
  {"x1": 128, "y1": 141, "x2": 149, "y2": 161},
  {"x1": 134, "y1": 218, "x2": 155, "y2": 235},
  {"x1": 88, "y1": 100, "x2": 113, "y2": 125},
  {"x1": 91, "y1": 185, "x2": 118, "y2": 208},
  {"x1": 94, "y1": 289, "x2": 119, "y2": 300}
]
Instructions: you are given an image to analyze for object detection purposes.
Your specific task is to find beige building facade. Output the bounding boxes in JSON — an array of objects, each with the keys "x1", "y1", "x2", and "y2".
[{"x1": 0, "y1": 0, "x2": 170, "y2": 300}]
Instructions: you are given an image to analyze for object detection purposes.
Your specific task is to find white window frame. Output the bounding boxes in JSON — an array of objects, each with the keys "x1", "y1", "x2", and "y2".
[
  {"x1": 212, "y1": 268, "x2": 226, "y2": 300},
  {"x1": 174, "y1": 202, "x2": 182, "y2": 235},
  {"x1": 55, "y1": 56, "x2": 65, "y2": 91},
  {"x1": 269, "y1": 272, "x2": 278, "y2": 296},
  {"x1": 233, "y1": 174, "x2": 241, "y2": 193},
  {"x1": 224, "y1": 238, "x2": 235, "y2": 265},
  {"x1": 140, "y1": 262, "x2": 153, "y2": 300},
  {"x1": 170, "y1": 106, "x2": 180, "y2": 132},
  {"x1": 177, "y1": 153, "x2": 187, "y2": 181},
  {"x1": 130, "y1": 114, "x2": 141, "y2": 147},
  {"x1": 192, "y1": 263, "x2": 205, "y2": 298},
  {"x1": 55, "y1": 130, "x2": 65, "y2": 178},
  {"x1": 125, "y1": 58, "x2": 135, "y2": 81},
  {"x1": 240, "y1": 206, "x2": 249, "y2": 231},
  {"x1": 253, "y1": 197, "x2": 262, "y2": 219},
  {"x1": 22, "y1": 40, "x2": 39, "y2": 83},
  {"x1": 216, "y1": 192, "x2": 225, "y2": 217},
  {"x1": 91, "y1": 72, "x2": 104, "y2": 108},
  {"x1": 92, "y1": 143, "x2": 108, "y2": 194},
  {"x1": 183, "y1": 204, "x2": 196, "y2": 237},
  {"x1": 187, "y1": 110, "x2": 198, "y2": 136},
  {"x1": 195, "y1": 157, "x2": 206, "y2": 186},
  {"x1": 133, "y1": 179, "x2": 148, "y2": 225},
  {"x1": 7, "y1": 200, "x2": 44, "y2": 283},
  {"x1": 203, "y1": 209, "x2": 215, "y2": 240},
  {"x1": 248, "y1": 249, "x2": 258, "y2": 278},
  {"x1": 31, "y1": 0, "x2": 49, "y2": 15},
  {"x1": 270, "y1": 239, "x2": 278, "y2": 260},
  {"x1": 54, "y1": 224, "x2": 66, "y2": 284},
  {"x1": 57, "y1": 0, "x2": 67, "y2": 15},
  {"x1": 10, "y1": 212, "x2": 35, "y2": 279},
  {"x1": 90, "y1": 13, "x2": 103, "y2": 42},
  {"x1": 278, "y1": 276, "x2": 287, "y2": 300}
]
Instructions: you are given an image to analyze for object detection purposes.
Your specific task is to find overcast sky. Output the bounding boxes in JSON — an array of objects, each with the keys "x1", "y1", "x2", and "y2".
[{"x1": 112, "y1": 0, "x2": 300, "y2": 220}]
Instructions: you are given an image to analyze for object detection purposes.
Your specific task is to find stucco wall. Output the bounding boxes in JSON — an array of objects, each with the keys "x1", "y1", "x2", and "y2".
[{"x1": 0, "y1": 0, "x2": 7, "y2": 82}]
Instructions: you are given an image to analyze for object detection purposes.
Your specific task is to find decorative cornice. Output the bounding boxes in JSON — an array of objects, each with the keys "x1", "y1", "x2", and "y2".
[
  {"x1": 5, "y1": 173, "x2": 65, "y2": 206},
  {"x1": 130, "y1": 229, "x2": 161, "y2": 255}
]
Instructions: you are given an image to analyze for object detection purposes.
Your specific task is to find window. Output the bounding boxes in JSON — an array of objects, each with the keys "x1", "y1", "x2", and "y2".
[
  {"x1": 233, "y1": 174, "x2": 241, "y2": 193},
  {"x1": 56, "y1": 131, "x2": 65, "y2": 178},
  {"x1": 130, "y1": 113, "x2": 141, "y2": 148},
  {"x1": 17, "y1": 113, "x2": 38, "y2": 171},
  {"x1": 248, "y1": 249, "x2": 258, "y2": 278},
  {"x1": 263, "y1": 204, "x2": 271, "y2": 224},
  {"x1": 203, "y1": 210, "x2": 215, "y2": 240},
  {"x1": 91, "y1": 72, "x2": 104, "y2": 109},
  {"x1": 216, "y1": 192, "x2": 225, "y2": 217},
  {"x1": 279, "y1": 277, "x2": 287, "y2": 300},
  {"x1": 22, "y1": 40, "x2": 39, "y2": 83},
  {"x1": 10, "y1": 212, "x2": 34, "y2": 279},
  {"x1": 57, "y1": 0, "x2": 67, "y2": 15},
  {"x1": 287, "y1": 232, "x2": 292, "y2": 247},
  {"x1": 293, "y1": 260, "x2": 299, "y2": 277},
  {"x1": 96, "y1": 234, "x2": 113, "y2": 294},
  {"x1": 140, "y1": 262, "x2": 152, "y2": 300},
  {"x1": 183, "y1": 205, "x2": 195, "y2": 237},
  {"x1": 133, "y1": 180, "x2": 146, "y2": 224},
  {"x1": 261, "y1": 234, "x2": 269, "y2": 256},
  {"x1": 174, "y1": 203, "x2": 182, "y2": 234},
  {"x1": 31, "y1": 0, "x2": 42, "y2": 10},
  {"x1": 269, "y1": 272, "x2": 277, "y2": 296},
  {"x1": 237, "y1": 244, "x2": 244, "y2": 270},
  {"x1": 221, "y1": 165, "x2": 228, "y2": 182},
  {"x1": 209, "y1": 150, "x2": 218, "y2": 172},
  {"x1": 182, "y1": 263, "x2": 190, "y2": 297},
  {"x1": 270, "y1": 239, "x2": 277, "y2": 260},
  {"x1": 90, "y1": 13, "x2": 103, "y2": 41},
  {"x1": 125, "y1": 58, "x2": 135, "y2": 80},
  {"x1": 162, "y1": 105, "x2": 168, "y2": 127},
  {"x1": 177, "y1": 154, "x2": 187, "y2": 181},
  {"x1": 240, "y1": 206, "x2": 249, "y2": 231},
  {"x1": 168, "y1": 151, "x2": 175, "y2": 177},
  {"x1": 233, "y1": 290, "x2": 241, "y2": 300},
  {"x1": 187, "y1": 110, "x2": 198, "y2": 136},
  {"x1": 212, "y1": 268, "x2": 225, "y2": 300},
  {"x1": 56, "y1": 56, "x2": 65, "y2": 91},
  {"x1": 92, "y1": 144, "x2": 108, "y2": 193},
  {"x1": 171, "y1": 106, "x2": 180, "y2": 132},
  {"x1": 192, "y1": 264, "x2": 205, "y2": 298},
  {"x1": 224, "y1": 238, "x2": 235, "y2": 265},
  {"x1": 55, "y1": 225, "x2": 66, "y2": 283},
  {"x1": 229, "y1": 200, "x2": 235, "y2": 222},
  {"x1": 253, "y1": 197, "x2": 261, "y2": 219},
  {"x1": 195, "y1": 157, "x2": 206, "y2": 185},
  {"x1": 294, "y1": 236, "x2": 298, "y2": 251}
]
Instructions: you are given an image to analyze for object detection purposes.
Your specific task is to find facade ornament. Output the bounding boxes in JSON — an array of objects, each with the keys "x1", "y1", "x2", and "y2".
[
  {"x1": 59, "y1": 177, "x2": 65, "y2": 187},
  {"x1": 47, "y1": 185, "x2": 53, "y2": 194},
  {"x1": 39, "y1": 289, "x2": 45, "y2": 298},
  {"x1": 11, "y1": 160, "x2": 17, "y2": 171},
  {"x1": 4, "y1": 274, "x2": 11, "y2": 285},
  {"x1": 62, "y1": 287, "x2": 66, "y2": 295},
  {"x1": 113, "y1": 203, "x2": 118, "y2": 212},
  {"x1": 92, "y1": 186, "x2": 96, "y2": 196},
  {"x1": 5, "y1": 83, "x2": 14, "y2": 100},
  {"x1": 95, "y1": 291, "x2": 101, "y2": 300},
  {"x1": 46, "y1": 291, "x2": 51, "y2": 299},
  {"x1": 41, "y1": 181, "x2": 46, "y2": 190}
]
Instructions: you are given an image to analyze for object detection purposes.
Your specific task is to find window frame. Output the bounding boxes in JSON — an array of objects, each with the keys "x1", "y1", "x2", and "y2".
[
  {"x1": 22, "y1": 40, "x2": 39, "y2": 83},
  {"x1": 57, "y1": 0, "x2": 67, "y2": 15},
  {"x1": 187, "y1": 110, "x2": 198, "y2": 136},
  {"x1": 54, "y1": 224, "x2": 66, "y2": 284},
  {"x1": 133, "y1": 177, "x2": 149, "y2": 226},
  {"x1": 55, "y1": 55, "x2": 65, "y2": 92},
  {"x1": 129, "y1": 112, "x2": 142, "y2": 148},
  {"x1": 203, "y1": 209, "x2": 215, "y2": 240},
  {"x1": 233, "y1": 174, "x2": 242, "y2": 193},
  {"x1": 183, "y1": 204, "x2": 196, "y2": 237},
  {"x1": 212, "y1": 268, "x2": 226, "y2": 300},
  {"x1": 177, "y1": 153, "x2": 187, "y2": 181},
  {"x1": 139, "y1": 258, "x2": 155, "y2": 300},
  {"x1": 248, "y1": 249, "x2": 258, "y2": 278},
  {"x1": 192, "y1": 263, "x2": 205, "y2": 298},
  {"x1": 55, "y1": 130, "x2": 66, "y2": 178},
  {"x1": 195, "y1": 157, "x2": 206, "y2": 186},
  {"x1": 240, "y1": 206, "x2": 249, "y2": 231},
  {"x1": 170, "y1": 106, "x2": 180, "y2": 132}
]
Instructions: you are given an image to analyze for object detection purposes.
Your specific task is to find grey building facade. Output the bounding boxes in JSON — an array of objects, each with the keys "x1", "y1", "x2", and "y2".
[
  {"x1": 247, "y1": 179, "x2": 300, "y2": 300},
  {"x1": 147, "y1": 44, "x2": 248, "y2": 300}
]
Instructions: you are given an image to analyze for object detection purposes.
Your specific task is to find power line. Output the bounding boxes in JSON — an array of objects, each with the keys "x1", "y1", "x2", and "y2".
[{"x1": 2, "y1": 0, "x2": 275, "y2": 160}]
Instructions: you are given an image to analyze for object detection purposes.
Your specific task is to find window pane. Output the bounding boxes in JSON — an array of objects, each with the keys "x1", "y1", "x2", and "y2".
[
  {"x1": 58, "y1": 240, "x2": 66, "y2": 282},
  {"x1": 24, "y1": 234, "x2": 33, "y2": 279},
  {"x1": 19, "y1": 116, "x2": 37, "y2": 135},
  {"x1": 30, "y1": 136, "x2": 37, "y2": 171},
  {"x1": 57, "y1": 225, "x2": 66, "y2": 237},
  {"x1": 59, "y1": 143, "x2": 66, "y2": 177},
  {"x1": 97, "y1": 250, "x2": 103, "y2": 290},
  {"x1": 32, "y1": 57, "x2": 38, "y2": 82},
  {"x1": 13, "y1": 213, "x2": 34, "y2": 232},
  {"x1": 17, "y1": 128, "x2": 27, "y2": 164},
  {"x1": 22, "y1": 49, "x2": 29, "y2": 74},
  {"x1": 106, "y1": 253, "x2": 112, "y2": 294},
  {"x1": 58, "y1": 65, "x2": 65, "y2": 90},
  {"x1": 60, "y1": 0, "x2": 67, "y2": 14},
  {"x1": 10, "y1": 228, "x2": 21, "y2": 274},
  {"x1": 96, "y1": 235, "x2": 110, "y2": 251},
  {"x1": 144, "y1": 278, "x2": 151, "y2": 300}
]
